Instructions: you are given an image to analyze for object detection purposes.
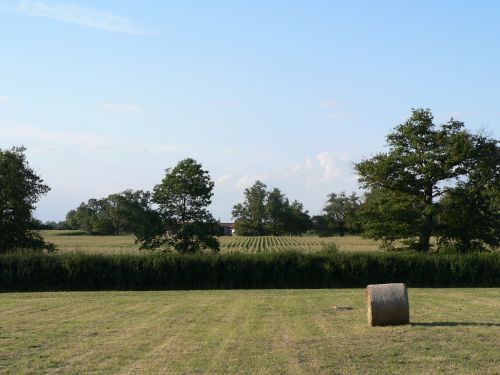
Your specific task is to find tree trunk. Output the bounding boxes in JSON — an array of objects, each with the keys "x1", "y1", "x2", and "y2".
[
  {"x1": 419, "y1": 215, "x2": 432, "y2": 251},
  {"x1": 419, "y1": 185, "x2": 434, "y2": 252}
]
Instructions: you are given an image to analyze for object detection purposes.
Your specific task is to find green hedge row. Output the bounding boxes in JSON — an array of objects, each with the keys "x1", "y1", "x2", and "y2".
[{"x1": 1, "y1": 251, "x2": 499, "y2": 291}]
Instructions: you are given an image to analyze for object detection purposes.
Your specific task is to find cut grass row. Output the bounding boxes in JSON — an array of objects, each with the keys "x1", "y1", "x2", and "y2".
[{"x1": 1, "y1": 289, "x2": 499, "y2": 374}]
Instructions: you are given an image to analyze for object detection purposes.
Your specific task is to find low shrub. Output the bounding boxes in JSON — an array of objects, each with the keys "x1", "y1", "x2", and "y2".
[
  {"x1": 0, "y1": 251, "x2": 499, "y2": 291},
  {"x1": 319, "y1": 242, "x2": 339, "y2": 254}
]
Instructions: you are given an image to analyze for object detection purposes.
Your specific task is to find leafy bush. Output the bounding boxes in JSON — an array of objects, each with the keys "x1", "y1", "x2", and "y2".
[
  {"x1": 0, "y1": 251, "x2": 498, "y2": 291},
  {"x1": 320, "y1": 242, "x2": 339, "y2": 254}
]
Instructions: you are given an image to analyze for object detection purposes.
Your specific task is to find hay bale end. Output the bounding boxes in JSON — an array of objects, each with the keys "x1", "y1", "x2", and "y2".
[{"x1": 366, "y1": 283, "x2": 409, "y2": 327}]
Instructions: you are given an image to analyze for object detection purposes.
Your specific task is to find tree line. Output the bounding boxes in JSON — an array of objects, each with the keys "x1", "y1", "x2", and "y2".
[
  {"x1": 57, "y1": 182, "x2": 360, "y2": 238},
  {"x1": 56, "y1": 182, "x2": 365, "y2": 238},
  {"x1": 64, "y1": 159, "x2": 221, "y2": 253},
  {"x1": 1, "y1": 108, "x2": 498, "y2": 254}
]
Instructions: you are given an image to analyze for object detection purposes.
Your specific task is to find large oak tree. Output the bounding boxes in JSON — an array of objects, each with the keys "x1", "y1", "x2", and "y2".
[
  {"x1": 355, "y1": 108, "x2": 499, "y2": 252},
  {"x1": 0, "y1": 146, "x2": 53, "y2": 252},
  {"x1": 140, "y1": 158, "x2": 219, "y2": 253}
]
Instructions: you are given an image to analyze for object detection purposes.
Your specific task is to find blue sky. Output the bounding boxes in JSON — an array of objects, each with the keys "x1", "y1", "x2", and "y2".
[{"x1": 1, "y1": 0, "x2": 499, "y2": 222}]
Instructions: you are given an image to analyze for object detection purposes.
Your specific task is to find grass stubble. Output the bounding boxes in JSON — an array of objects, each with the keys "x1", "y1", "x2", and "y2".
[{"x1": 0, "y1": 288, "x2": 499, "y2": 374}]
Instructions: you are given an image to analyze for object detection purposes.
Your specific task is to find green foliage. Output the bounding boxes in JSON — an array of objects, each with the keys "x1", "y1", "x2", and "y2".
[
  {"x1": 437, "y1": 185, "x2": 499, "y2": 252},
  {"x1": 0, "y1": 251, "x2": 498, "y2": 291},
  {"x1": 232, "y1": 182, "x2": 312, "y2": 236},
  {"x1": 64, "y1": 209, "x2": 79, "y2": 230},
  {"x1": 140, "y1": 158, "x2": 219, "y2": 253},
  {"x1": 65, "y1": 190, "x2": 161, "y2": 237},
  {"x1": 436, "y1": 133, "x2": 499, "y2": 252},
  {"x1": 0, "y1": 146, "x2": 54, "y2": 253},
  {"x1": 358, "y1": 188, "x2": 423, "y2": 249},
  {"x1": 319, "y1": 241, "x2": 339, "y2": 254},
  {"x1": 266, "y1": 187, "x2": 287, "y2": 235},
  {"x1": 232, "y1": 180, "x2": 268, "y2": 235},
  {"x1": 321, "y1": 192, "x2": 362, "y2": 236},
  {"x1": 355, "y1": 108, "x2": 499, "y2": 252},
  {"x1": 283, "y1": 200, "x2": 313, "y2": 235}
]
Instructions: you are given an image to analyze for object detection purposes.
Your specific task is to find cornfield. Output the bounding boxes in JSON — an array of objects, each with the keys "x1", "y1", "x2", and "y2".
[
  {"x1": 41, "y1": 231, "x2": 381, "y2": 254},
  {"x1": 219, "y1": 235, "x2": 380, "y2": 253}
]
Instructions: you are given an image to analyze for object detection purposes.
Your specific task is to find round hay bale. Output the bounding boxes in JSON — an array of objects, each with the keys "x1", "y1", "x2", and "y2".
[{"x1": 366, "y1": 283, "x2": 409, "y2": 326}]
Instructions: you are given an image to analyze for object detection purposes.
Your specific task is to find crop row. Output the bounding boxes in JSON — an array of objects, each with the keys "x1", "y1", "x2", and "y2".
[{"x1": 219, "y1": 236, "x2": 326, "y2": 253}]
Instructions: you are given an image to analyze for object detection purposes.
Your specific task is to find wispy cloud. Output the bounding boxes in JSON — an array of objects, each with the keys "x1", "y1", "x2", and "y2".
[
  {"x1": 0, "y1": 96, "x2": 13, "y2": 102},
  {"x1": 290, "y1": 157, "x2": 314, "y2": 173},
  {"x1": 323, "y1": 112, "x2": 359, "y2": 120},
  {"x1": 1, "y1": 125, "x2": 126, "y2": 151},
  {"x1": 320, "y1": 98, "x2": 359, "y2": 121},
  {"x1": 0, "y1": 125, "x2": 177, "y2": 154},
  {"x1": 234, "y1": 174, "x2": 269, "y2": 189},
  {"x1": 316, "y1": 152, "x2": 341, "y2": 181},
  {"x1": 215, "y1": 174, "x2": 233, "y2": 186},
  {"x1": 288, "y1": 153, "x2": 350, "y2": 184},
  {"x1": 104, "y1": 103, "x2": 143, "y2": 113},
  {"x1": 319, "y1": 98, "x2": 342, "y2": 109},
  {"x1": 4, "y1": 1, "x2": 150, "y2": 35}
]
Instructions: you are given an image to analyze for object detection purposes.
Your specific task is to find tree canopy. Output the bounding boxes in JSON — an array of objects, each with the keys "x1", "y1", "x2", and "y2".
[
  {"x1": 322, "y1": 192, "x2": 362, "y2": 236},
  {"x1": 355, "y1": 108, "x2": 499, "y2": 252},
  {"x1": 66, "y1": 190, "x2": 161, "y2": 237},
  {"x1": 232, "y1": 181, "x2": 312, "y2": 235},
  {"x1": 0, "y1": 146, "x2": 54, "y2": 252},
  {"x1": 138, "y1": 158, "x2": 219, "y2": 253}
]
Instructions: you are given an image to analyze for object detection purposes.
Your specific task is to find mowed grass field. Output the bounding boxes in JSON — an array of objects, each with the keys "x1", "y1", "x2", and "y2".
[
  {"x1": 41, "y1": 230, "x2": 381, "y2": 254},
  {"x1": 0, "y1": 289, "x2": 499, "y2": 374}
]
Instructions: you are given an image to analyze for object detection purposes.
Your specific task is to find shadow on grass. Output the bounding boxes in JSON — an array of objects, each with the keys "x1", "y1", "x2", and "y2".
[
  {"x1": 49, "y1": 231, "x2": 89, "y2": 236},
  {"x1": 411, "y1": 322, "x2": 500, "y2": 327}
]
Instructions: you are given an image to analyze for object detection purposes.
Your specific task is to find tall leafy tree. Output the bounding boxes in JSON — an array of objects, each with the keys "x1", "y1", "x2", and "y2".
[
  {"x1": 323, "y1": 192, "x2": 362, "y2": 236},
  {"x1": 265, "y1": 188, "x2": 287, "y2": 235},
  {"x1": 140, "y1": 158, "x2": 219, "y2": 253},
  {"x1": 283, "y1": 200, "x2": 312, "y2": 235},
  {"x1": 437, "y1": 134, "x2": 499, "y2": 251},
  {"x1": 232, "y1": 180, "x2": 268, "y2": 235},
  {"x1": 72, "y1": 201, "x2": 99, "y2": 234},
  {"x1": 355, "y1": 108, "x2": 498, "y2": 251},
  {"x1": 311, "y1": 214, "x2": 330, "y2": 236},
  {"x1": 437, "y1": 186, "x2": 499, "y2": 252},
  {"x1": 0, "y1": 146, "x2": 54, "y2": 252},
  {"x1": 66, "y1": 190, "x2": 161, "y2": 236},
  {"x1": 64, "y1": 209, "x2": 79, "y2": 230},
  {"x1": 233, "y1": 182, "x2": 312, "y2": 236},
  {"x1": 112, "y1": 190, "x2": 162, "y2": 240},
  {"x1": 358, "y1": 189, "x2": 423, "y2": 249}
]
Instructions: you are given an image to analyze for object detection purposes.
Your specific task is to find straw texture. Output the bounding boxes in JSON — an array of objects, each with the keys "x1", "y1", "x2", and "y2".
[{"x1": 366, "y1": 283, "x2": 409, "y2": 326}]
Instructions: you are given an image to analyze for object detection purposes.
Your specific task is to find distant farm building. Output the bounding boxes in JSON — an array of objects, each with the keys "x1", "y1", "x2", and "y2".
[{"x1": 219, "y1": 223, "x2": 235, "y2": 236}]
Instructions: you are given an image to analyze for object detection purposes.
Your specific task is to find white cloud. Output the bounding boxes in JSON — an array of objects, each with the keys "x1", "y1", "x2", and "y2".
[
  {"x1": 324, "y1": 112, "x2": 358, "y2": 120},
  {"x1": 5, "y1": 0, "x2": 149, "y2": 35},
  {"x1": 290, "y1": 157, "x2": 314, "y2": 173},
  {"x1": 316, "y1": 152, "x2": 341, "y2": 181},
  {"x1": 104, "y1": 103, "x2": 143, "y2": 113},
  {"x1": 215, "y1": 174, "x2": 233, "y2": 186},
  {"x1": 319, "y1": 98, "x2": 342, "y2": 109},
  {"x1": 0, "y1": 96, "x2": 12, "y2": 102},
  {"x1": 1, "y1": 125, "x2": 121, "y2": 151},
  {"x1": 234, "y1": 174, "x2": 269, "y2": 189},
  {"x1": 319, "y1": 99, "x2": 358, "y2": 121},
  {"x1": 0, "y1": 125, "x2": 177, "y2": 154},
  {"x1": 288, "y1": 154, "x2": 351, "y2": 185}
]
